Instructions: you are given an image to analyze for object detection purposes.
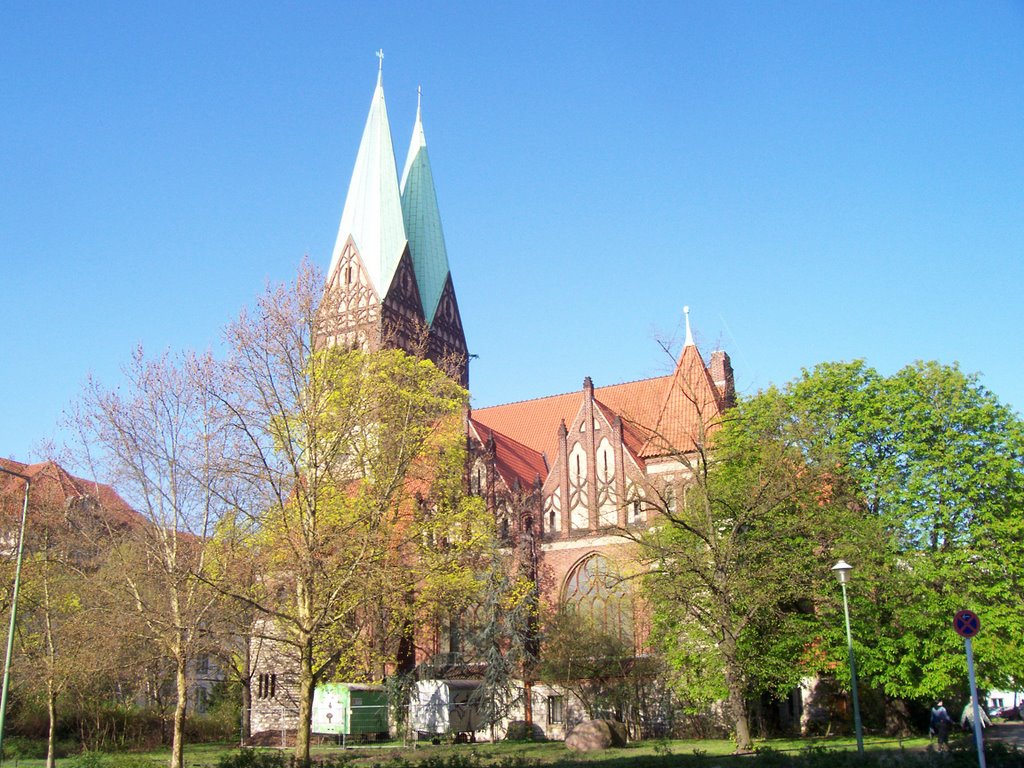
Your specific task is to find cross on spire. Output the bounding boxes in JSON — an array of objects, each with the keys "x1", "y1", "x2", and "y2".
[{"x1": 376, "y1": 48, "x2": 384, "y2": 71}]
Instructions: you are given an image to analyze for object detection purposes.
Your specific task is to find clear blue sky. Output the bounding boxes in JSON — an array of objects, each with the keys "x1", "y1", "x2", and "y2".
[{"x1": 2, "y1": 1, "x2": 1023, "y2": 464}]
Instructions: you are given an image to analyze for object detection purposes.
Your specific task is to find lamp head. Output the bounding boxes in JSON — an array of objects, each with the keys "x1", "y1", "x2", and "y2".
[{"x1": 832, "y1": 559, "x2": 853, "y2": 584}]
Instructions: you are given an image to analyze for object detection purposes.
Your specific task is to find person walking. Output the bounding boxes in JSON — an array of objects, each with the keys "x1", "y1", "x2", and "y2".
[
  {"x1": 961, "y1": 701, "x2": 992, "y2": 730},
  {"x1": 931, "y1": 701, "x2": 952, "y2": 747}
]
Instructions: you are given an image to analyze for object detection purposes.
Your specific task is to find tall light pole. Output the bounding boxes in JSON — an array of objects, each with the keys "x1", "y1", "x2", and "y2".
[
  {"x1": 0, "y1": 466, "x2": 30, "y2": 762},
  {"x1": 832, "y1": 559, "x2": 864, "y2": 755}
]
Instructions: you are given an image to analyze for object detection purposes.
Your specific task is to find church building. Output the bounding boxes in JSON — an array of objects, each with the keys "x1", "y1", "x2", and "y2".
[{"x1": 250, "y1": 62, "x2": 735, "y2": 739}]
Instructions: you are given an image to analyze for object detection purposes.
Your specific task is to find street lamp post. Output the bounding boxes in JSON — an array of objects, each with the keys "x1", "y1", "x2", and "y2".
[
  {"x1": 832, "y1": 559, "x2": 864, "y2": 755},
  {"x1": 0, "y1": 467, "x2": 30, "y2": 762}
]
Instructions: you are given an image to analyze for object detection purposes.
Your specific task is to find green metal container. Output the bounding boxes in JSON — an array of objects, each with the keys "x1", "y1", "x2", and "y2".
[{"x1": 312, "y1": 683, "x2": 388, "y2": 736}]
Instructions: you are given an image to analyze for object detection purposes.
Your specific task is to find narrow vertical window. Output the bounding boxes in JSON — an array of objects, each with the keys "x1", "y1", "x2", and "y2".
[{"x1": 547, "y1": 695, "x2": 565, "y2": 724}]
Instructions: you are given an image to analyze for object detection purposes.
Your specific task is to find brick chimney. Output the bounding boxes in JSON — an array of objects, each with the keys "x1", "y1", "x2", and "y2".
[{"x1": 709, "y1": 350, "x2": 735, "y2": 408}]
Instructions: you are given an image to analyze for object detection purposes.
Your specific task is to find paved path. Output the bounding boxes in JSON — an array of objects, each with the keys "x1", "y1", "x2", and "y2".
[{"x1": 986, "y1": 721, "x2": 1024, "y2": 748}]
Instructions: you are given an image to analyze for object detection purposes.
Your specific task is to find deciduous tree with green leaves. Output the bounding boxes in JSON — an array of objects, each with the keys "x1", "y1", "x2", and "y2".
[
  {"x1": 210, "y1": 264, "x2": 489, "y2": 762},
  {"x1": 14, "y1": 502, "x2": 103, "y2": 768},
  {"x1": 636, "y1": 387, "x2": 860, "y2": 752},
  {"x1": 787, "y1": 360, "x2": 1024, "y2": 730}
]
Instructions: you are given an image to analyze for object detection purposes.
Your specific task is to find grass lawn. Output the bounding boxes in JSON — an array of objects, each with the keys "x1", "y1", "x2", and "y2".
[{"x1": 2, "y1": 734, "x2": 935, "y2": 768}]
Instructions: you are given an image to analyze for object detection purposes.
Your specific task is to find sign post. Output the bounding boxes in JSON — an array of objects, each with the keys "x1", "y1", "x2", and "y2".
[{"x1": 954, "y1": 609, "x2": 986, "y2": 768}]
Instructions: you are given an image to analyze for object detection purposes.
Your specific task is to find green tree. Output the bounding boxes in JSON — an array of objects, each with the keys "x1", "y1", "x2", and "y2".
[
  {"x1": 463, "y1": 552, "x2": 538, "y2": 738},
  {"x1": 538, "y1": 608, "x2": 664, "y2": 733},
  {"x1": 0, "y1": 465, "x2": 112, "y2": 765},
  {"x1": 15, "y1": 512, "x2": 94, "y2": 767},
  {"x1": 788, "y1": 360, "x2": 1024, "y2": 726},
  {"x1": 211, "y1": 264, "x2": 488, "y2": 762},
  {"x1": 636, "y1": 388, "x2": 857, "y2": 751}
]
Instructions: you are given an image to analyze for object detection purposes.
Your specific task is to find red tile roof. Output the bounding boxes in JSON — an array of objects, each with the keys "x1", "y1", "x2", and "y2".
[
  {"x1": 468, "y1": 418, "x2": 548, "y2": 489},
  {"x1": 471, "y1": 346, "x2": 725, "y2": 472},
  {"x1": 473, "y1": 390, "x2": 585, "y2": 467},
  {"x1": 0, "y1": 457, "x2": 141, "y2": 529}
]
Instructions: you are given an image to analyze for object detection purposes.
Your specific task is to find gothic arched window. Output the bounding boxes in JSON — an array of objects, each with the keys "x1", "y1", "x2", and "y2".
[{"x1": 561, "y1": 554, "x2": 633, "y2": 643}]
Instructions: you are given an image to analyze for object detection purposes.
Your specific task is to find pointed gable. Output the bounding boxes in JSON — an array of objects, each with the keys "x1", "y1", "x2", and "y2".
[
  {"x1": 592, "y1": 399, "x2": 646, "y2": 471},
  {"x1": 400, "y1": 95, "x2": 451, "y2": 324},
  {"x1": 329, "y1": 70, "x2": 408, "y2": 300},
  {"x1": 640, "y1": 342, "x2": 725, "y2": 457},
  {"x1": 472, "y1": 377, "x2": 667, "y2": 462},
  {"x1": 381, "y1": 247, "x2": 426, "y2": 323},
  {"x1": 429, "y1": 274, "x2": 465, "y2": 340}
]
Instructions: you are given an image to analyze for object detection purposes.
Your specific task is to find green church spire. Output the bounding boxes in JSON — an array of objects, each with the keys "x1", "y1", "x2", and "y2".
[{"x1": 400, "y1": 88, "x2": 451, "y2": 324}]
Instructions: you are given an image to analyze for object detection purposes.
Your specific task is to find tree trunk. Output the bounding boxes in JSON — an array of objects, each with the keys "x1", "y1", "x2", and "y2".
[
  {"x1": 170, "y1": 657, "x2": 188, "y2": 768},
  {"x1": 240, "y1": 640, "x2": 252, "y2": 744},
  {"x1": 46, "y1": 685, "x2": 57, "y2": 768},
  {"x1": 294, "y1": 635, "x2": 315, "y2": 764},
  {"x1": 44, "y1": 567, "x2": 58, "y2": 768},
  {"x1": 884, "y1": 695, "x2": 914, "y2": 737},
  {"x1": 724, "y1": 658, "x2": 752, "y2": 752}
]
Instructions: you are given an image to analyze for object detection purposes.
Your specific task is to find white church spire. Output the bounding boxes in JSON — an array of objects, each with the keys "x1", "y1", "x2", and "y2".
[
  {"x1": 328, "y1": 55, "x2": 407, "y2": 298},
  {"x1": 683, "y1": 305, "x2": 694, "y2": 347}
]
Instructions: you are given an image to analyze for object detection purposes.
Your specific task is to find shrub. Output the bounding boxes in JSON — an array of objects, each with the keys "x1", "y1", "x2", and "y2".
[
  {"x1": 2, "y1": 735, "x2": 49, "y2": 760},
  {"x1": 66, "y1": 751, "x2": 108, "y2": 768},
  {"x1": 215, "y1": 749, "x2": 289, "y2": 768},
  {"x1": 65, "y1": 751, "x2": 165, "y2": 768}
]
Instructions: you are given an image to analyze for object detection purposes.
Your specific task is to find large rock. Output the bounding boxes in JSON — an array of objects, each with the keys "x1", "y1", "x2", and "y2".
[
  {"x1": 565, "y1": 719, "x2": 628, "y2": 751},
  {"x1": 505, "y1": 720, "x2": 546, "y2": 741}
]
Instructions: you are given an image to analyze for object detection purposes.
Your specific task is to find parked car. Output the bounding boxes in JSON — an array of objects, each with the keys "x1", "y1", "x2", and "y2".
[{"x1": 994, "y1": 705, "x2": 1022, "y2": 721}]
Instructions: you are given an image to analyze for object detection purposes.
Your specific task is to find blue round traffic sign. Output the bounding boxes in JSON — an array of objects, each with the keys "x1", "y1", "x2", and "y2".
[{"x1": 954, "y1": 609, "x2": 981, "y2": 638}]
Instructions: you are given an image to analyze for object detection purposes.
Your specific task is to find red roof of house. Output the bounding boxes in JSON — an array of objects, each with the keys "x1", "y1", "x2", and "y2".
[{"x1": 0, "y1": 457, "x2": 141, "y2": 529}]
